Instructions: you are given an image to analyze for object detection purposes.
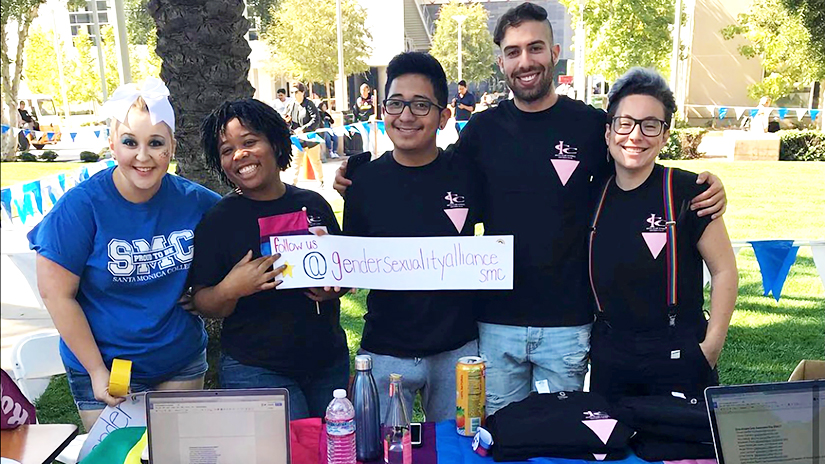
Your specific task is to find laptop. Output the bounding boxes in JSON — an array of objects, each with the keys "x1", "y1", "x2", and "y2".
[
  {"x1": 146, "y1": 389, "x2": 291, "y2": 464},
  {"x1": 705, "y1": 380, "x2": 823, "y2": 464}
]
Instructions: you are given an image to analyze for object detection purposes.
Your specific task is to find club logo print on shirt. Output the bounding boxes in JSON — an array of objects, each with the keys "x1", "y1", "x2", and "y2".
[
  {"x1": 443, "y1": 191, "x2": 468, "y2": 233},
  {"x1": 642, "y1": 213, "x2": 668, "y2": 259},
  {"x1": 108, "y1": 230, "x2": 194, "y2": 282},
  {"x1": 551, "y1": 140, "x2": 580, "y2": 187}
]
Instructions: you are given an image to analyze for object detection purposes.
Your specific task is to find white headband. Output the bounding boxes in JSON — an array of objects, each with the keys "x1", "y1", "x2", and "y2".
[{"x1": 102, "y1": 77, "x2": 176, "y2": 133}]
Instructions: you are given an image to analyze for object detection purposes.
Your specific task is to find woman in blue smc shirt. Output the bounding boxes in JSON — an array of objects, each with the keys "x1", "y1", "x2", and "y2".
[{"x1": 28, "y1": 79, "x2": 221, "y2": 432}]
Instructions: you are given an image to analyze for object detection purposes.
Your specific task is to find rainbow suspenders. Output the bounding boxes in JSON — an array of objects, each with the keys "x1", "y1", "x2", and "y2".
[{"x1": 589, "y1": 167, "x2": 679, "y2": 326}]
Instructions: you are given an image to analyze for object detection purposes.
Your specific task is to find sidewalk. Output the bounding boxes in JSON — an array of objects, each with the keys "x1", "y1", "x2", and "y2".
[{"x1": 0, "y1": 157, "x2": 348, "y2": 373}]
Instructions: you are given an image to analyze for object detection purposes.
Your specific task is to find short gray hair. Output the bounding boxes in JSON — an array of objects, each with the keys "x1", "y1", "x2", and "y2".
[{"x1": 606, "y1": 67, "x2": 676, "y2": 126}]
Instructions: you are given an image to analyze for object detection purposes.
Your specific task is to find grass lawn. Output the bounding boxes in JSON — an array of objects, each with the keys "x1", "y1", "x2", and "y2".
[
  {"x1": 0, "y1": 161, "x2": 178, "y2": 188},
  {"x1": 26, "y1": 160, "x2": 825, "y2": 431}
]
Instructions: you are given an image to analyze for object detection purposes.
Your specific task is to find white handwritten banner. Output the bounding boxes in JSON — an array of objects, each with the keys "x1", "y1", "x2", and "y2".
[{"x1": 270, "y1": 235, "x2": 514, "y2": 290}]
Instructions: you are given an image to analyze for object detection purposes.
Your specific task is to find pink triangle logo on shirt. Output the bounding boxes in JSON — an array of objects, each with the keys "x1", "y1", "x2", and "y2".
[
  {"x1": 642, "y1": 232, "x2": 668, "y2": 259},
  {"x1": 582, "y1": 418, "x2": 617, "y2": 445},
  {"x1": 444, "y1": 208, "x2": 468, "y2": 233},
  {"x1": 593, "y1": 454, "x2": 608, "y2": 461},
  {"x1": 551, "y1": 159, "x2": 579, "y2": 186}
]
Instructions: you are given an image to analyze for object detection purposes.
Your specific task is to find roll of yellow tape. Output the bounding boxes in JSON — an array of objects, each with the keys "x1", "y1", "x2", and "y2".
[{"x1": 109, "y1": 358, "x2": 132, "y2": 397}]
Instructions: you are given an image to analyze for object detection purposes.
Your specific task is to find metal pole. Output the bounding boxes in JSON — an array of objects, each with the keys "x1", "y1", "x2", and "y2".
[
  {"x1": 573, "y1": 1, "x2": 586, "y2": 101},
  {"x1": 453, "y1": 15, "x2": 467, "y2": 82},
  {"x1": 51, "y1": 7, "x2": 70, "y2": 119},
  {"x1": 335, "y1": 0, "x2": 347, "y2": 112},
  {"x1": 90, "y1": 0, "x2": 108, "y2": 102},
  {"x1": 112, "y1": 0, "x2": 131, "y2": 84},
  {"x1": 670, "y1": 0, "x2": 683, "y2": 115}
]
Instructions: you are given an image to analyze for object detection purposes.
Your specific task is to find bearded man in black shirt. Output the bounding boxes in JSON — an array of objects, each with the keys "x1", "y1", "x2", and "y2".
[{"x1": 337, "y1": 3, "x2": 727, "y2": 415}]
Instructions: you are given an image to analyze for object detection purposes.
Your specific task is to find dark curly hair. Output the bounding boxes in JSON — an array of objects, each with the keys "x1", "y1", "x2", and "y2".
[
  {"x1": 607, "y1": 67, "x2": 677, "y2": 127},
  {"x1": 200, "y1": 99, "x2": 292, "y2": 187}
]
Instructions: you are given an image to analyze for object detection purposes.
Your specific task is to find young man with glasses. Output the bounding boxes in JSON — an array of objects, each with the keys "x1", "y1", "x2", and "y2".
[{"x1": 342, "y1": 52, "x2": 481, "y2": 422}]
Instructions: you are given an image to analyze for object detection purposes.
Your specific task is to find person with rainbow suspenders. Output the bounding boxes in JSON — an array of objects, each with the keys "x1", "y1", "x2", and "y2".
[{"x1": 588, "y1": 68, "x2": 738, "y2": 400}]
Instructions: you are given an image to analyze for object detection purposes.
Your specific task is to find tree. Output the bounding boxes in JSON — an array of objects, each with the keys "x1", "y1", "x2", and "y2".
[
  {"x1": 266, "y1": 0, "x2": 371, "y2": 85},
  {"x1": 68, "y1": 28, "x2": 102, "y2": 104},
  {"x1": 148, "y1": 0, "x2": 254, "y2": 194},
  {"x1": 781, "y1": 0, "x2": 824, "y2": 63},
  {"x1": 23, "y1": 26, "x2": 71, "y2": 111},
  {"x1": 1, "y1": 0, "x2": 45, "y2": 160},
  {"x1": 429, "y1": 1, "x2": 495, "y2": 84},
  {"x1": 721, "y1": 0, "x2": 825, "y2": 103},
  {"x1": 560, "y1": 0, "x2": 677, "y2": 82}
]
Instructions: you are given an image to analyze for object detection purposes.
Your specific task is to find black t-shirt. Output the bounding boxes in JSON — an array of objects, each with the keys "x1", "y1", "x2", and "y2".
[
  {"x1": 591, "y1": 165, "x2": 712, "y2": 332},
  {"x1": 454, "y1": 92, "x2": 476, "y2": 121},
  {"x1": 454, "y1": 96, "x2": 612, "y2": 327},
  {"x1": 354, "y1": 97, "x2": 375, "y2": 122},
  {"x1": 188, "y1": 185, "x2": 348, "y2": 374},
  {"x1": 343, "y1": 149, "x2": 481, "y2": 357}
]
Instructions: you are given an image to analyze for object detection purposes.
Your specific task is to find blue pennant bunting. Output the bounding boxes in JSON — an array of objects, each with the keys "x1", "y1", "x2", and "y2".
[
  {"x1": 47, "y1": 132, "x2": 55, "y2": 141},
  {"x1": 70, "y1": 132, "x2": 77, "y2": 142},
  {"x1": 750, "y1": 240, "x2": 799, "y2": 302},
  {"x1": 457, "y1": 121, "x2": 468, "y2": 132},
  {"x1": 23, "y1": 129, "x2": 31, "y2": 137},
  {"x1": 811, "y1": 109, "x2": 820, "y2": 121},
  {"x1": 93, "y1": 130, "x2": 101, "y2": 139},
  {"x1": 777, "y1": 108, "x2": 788, "y2": 119},
  {"x1": 376, "y1": 121, "x2": 385, "y2": 134},
  {"x1": 79, "y1": 168, "x2": 89, "y2": 182},
  {"x1": 58, "y1": 173, "x2": 66, "y2": 192},
  {"x1": 106, "y1": 128, "x2": 110, "y2": 137},
  {"x1": 1, "y1": 125, "x2": 9, "y2": 134},
  {"x1": 13, "y1": 181, "x2": 43, "y2": 224},
  {"x1": 360, "y1": 122, "x2": 371, "y2": 136},
  {"x1": 0, "y1": 188, "x2": 12, "y2": 221},
  {"x1": 749, "y1": 109, "x2": 758, "y2": 118},
  {"x1": 718, "y1": 107, "x2": 728, "y2": 120},
  {"x1": 290, "y1": 136, "x2": 304, "y2": 152}
]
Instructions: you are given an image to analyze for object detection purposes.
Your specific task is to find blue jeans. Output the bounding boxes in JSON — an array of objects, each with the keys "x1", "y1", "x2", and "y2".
[
  {"x1": 323, "y1": 132, "x2": 339, "y2": 155},
  {"x1": 478, "y1": 322, "x2": 591, "y2": 415},
  {"x1": 219, "y1": 352, "x2": 350, "y2": 420},
  {"x1": 361, "y1": 339, "x2": 478, "y2": 423},
  {"x1": 65, "y1": 348, "x2": 208, "y2": 411}
]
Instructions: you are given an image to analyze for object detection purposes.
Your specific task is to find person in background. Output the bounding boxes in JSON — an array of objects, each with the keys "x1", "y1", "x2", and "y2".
[
  {"x1": 452, "y1": 80, "x2": 476, "y2": 123},
  {"x1": 28, "y1": 78, "x2": 220, "y2": 432},
  {"x1": 192, "y1": 98, "x2": 349, "y2": 419},
  {"x1": 353, "y1": 83, "x2": 376, "y2": 122},
  {"x1": 318, "y1": 101, "x2": 340, "y2": 160},
  {"x1": 18, "y1": 101, "x2": 40, "y2": 131},
  {"x1": 589, "y1": 68, "x2": 737, "y2": 399},
  {"x1": 750, "y1": 96, "x2": 771, "y2": 133},
  {"x1": 289, "y1": 83, "x2": 324, "y2": 188},
  {"x1": 272, "y1": 88, "x2": 294, "y2": 122}
]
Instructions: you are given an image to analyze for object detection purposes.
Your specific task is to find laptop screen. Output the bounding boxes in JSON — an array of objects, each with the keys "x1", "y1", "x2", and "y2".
[
  {"x1": 705, "y1": 381, "x2": 823, "y2": 464},
  {"x1": 147, "y1": 389, "x2": 290, "y2": 464}
]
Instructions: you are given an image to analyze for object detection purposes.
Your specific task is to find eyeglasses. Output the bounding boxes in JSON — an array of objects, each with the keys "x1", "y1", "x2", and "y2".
[
  {"x1": 383, "y1": 99, "x2": 443, "y2": 116},
  {"x1": 611, "y1": 116, "x2": 668, "y2": 137}
]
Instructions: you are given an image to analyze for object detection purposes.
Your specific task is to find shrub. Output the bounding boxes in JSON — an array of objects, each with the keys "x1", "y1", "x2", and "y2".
[
  {"x1": 778, "y1": 130, "x2": 825, "y2": 161},
  {"x1": 18, "y1": 152, "x2": 37, "y2": 162},
  {"x1": 659, "y1": 128, "x2": 708, "y2": 160},
  {"x1": 39, "y1": 150, "x2": 58, "y2": 161},
  {"x1": 98, "y1": 147, "x2": 113, "y2": 159},
  {"x1": 80, "y1": 151, "x2": 100, "y2": 162}
]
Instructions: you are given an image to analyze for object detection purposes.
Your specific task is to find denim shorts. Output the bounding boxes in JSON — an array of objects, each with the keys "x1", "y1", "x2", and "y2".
[{"x1": 65, "y1": 348, "x2": 208, "y2": 411}]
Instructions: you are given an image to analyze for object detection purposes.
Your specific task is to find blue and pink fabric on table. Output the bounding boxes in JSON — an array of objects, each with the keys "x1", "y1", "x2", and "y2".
[{"x1": 300, "y1": 419, "x2": 717, "y2": 464}]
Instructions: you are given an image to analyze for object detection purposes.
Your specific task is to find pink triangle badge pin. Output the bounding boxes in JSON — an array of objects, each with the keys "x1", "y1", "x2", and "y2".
[
  {"x1": 582, "y1": 418, "x2": 618, "y2": 445},
  {"x1": 444, "y1": 208, "x2": 469, "y2": 233},
  {"x1": 642, "y1": 232, "x2": 668, "y2": 259},
  {"x1": 550, "y1": 159, "x2": 580, "y2": 186}
]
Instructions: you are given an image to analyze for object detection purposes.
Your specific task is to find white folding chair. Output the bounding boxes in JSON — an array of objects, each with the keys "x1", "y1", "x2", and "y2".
[
  {"x1": 10, "y1": 330, "x2": 64, "y2": 403},
  {"x1": 10, "y1": 330, "x2": 88, "y2": 464}
]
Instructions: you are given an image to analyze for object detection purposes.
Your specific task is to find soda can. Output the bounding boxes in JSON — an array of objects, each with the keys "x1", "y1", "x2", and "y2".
[{"x1": 456, "y1": 356, "x2": 485, "y2": 436}]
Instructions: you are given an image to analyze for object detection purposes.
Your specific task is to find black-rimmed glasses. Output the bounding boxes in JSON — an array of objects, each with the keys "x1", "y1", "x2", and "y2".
[
  {"x1": 383, "y1": 99, "x2": 443, "y2": 116},
  {"x1": 611, "y1": 116, "x2": 669, "y2": 137}
]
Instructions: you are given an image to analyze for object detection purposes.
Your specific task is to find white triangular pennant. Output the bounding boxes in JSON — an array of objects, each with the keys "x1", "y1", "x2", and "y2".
[
  {"x1": 734, "y1": 107, "x2": 746, "y2": 119},
  {"x1": 795, "y1": 108, "x2": 807, "y2": 119},
  {"x1": 704, "y1": 105, "x2": 715, "y2": 117}
]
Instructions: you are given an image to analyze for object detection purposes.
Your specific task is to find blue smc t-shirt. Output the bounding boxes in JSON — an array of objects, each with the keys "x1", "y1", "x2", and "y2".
[{"x1": 28, "y1": 167, "x2": 221, "y2": 382}]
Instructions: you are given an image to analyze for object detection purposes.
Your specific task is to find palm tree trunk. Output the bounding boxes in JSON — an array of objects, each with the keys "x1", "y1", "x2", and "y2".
[
  {"x1": 148, "y1": 0, "x2": 255, "y2": 387},
  {"x1": 147, "y1": 0, "x2": 254, "y2": 194}
]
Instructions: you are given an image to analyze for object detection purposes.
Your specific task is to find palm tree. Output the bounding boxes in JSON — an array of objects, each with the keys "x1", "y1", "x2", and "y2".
[
  {"x1": 147, "y1": 0, "x2": 254, "y2": 193},
  {"x1": 148, "y1": 0, "x2": 255, "y2": 386}
]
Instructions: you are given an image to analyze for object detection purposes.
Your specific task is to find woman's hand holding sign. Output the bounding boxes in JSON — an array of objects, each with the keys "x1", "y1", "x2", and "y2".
[{"x1": 192, "y1": 251, "x2": 286, "y2": 318}]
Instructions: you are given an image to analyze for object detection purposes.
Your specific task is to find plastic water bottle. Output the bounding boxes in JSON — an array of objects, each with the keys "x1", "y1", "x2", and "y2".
[
  {"x1": 382, "y1": 373, "x2": 411, "y2": 464},
  {"x1": 326, "y1": 389, "x2": 356, "y2": 464},
  {"x1": 350, "y1": 355, "x2": 381, "y2": 461}
]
